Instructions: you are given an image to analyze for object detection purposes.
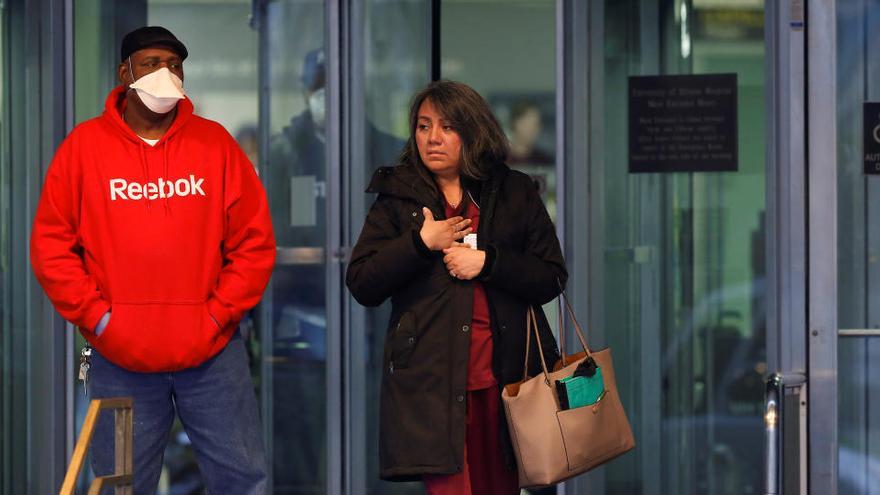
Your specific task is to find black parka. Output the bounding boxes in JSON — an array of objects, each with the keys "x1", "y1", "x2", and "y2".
[{"x1": 346, "y1": 161, "x2": 567, "y2": 481}]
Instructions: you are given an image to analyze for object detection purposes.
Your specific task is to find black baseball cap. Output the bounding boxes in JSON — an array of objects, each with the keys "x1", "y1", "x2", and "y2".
[
  {"x1": 301, "y1": 48, "x2": 325, "y2": 92},
  {"x1": 120, "y1": 26, "x2": 188, "y2": 62}
]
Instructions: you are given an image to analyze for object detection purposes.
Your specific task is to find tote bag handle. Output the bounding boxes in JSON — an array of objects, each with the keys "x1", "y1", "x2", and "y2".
[
  {"x1": 521, "y1": 287, "x2": 597, "y2": 382},
  {"x1": 556, "y1": 287, "x2": 593, "y2": 367},
  {"x1": 521, "y1": 306, "x2": 554, "y2": 383}
]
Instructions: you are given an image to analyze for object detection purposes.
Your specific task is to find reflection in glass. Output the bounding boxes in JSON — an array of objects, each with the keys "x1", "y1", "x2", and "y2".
[
  {"x1": 72, "y1": 1, "x2": 122, "y2": 490},
  {"x1": 441, "y1": 0, "x2": 557, "y2": 219},
  {"x1": 263, "y1": 1, "x2": 328, "y2": 493},
  {"x1": 357, "y1": 1, "x2": 427, "y2": 494},
  {"x1": 156, "y1": 2, "x2": 262, "y2": 493},
  {"x1": 600, "y1": 1, "x2": 766, "y2": 494},
  {"x1": 836, "y1": 1, "x2": 880, "y2": 492},
  {"x1": 0, "y1": 2, "x2": 7, "y2": 490},
  {"x1": 439, "y1": 3, "x2": 558, "y2": 494}
]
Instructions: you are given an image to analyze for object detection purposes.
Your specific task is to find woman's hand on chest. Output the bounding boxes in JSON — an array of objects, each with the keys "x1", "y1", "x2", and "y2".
[
  {"x1": 442, "y1": 244, "x2": 486, "y2": 280},
  {"x1": 419, "y1": 207, "x2": 472, "y2": 251}
]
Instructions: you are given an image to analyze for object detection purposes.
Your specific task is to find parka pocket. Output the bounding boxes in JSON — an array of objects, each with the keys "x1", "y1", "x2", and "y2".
[{"x1": 387, "y1": 311, "x2": 418, "y2": 371}]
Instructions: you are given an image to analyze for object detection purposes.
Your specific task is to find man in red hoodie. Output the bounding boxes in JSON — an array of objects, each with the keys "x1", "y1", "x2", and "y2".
[{"x1": 30, "y1": 26, "x2": 275, "y2": 494}]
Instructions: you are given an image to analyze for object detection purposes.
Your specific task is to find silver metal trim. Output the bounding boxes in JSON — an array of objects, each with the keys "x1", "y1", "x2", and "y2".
[
  {"x1": 806, "y1": 0, "x2": 839, "y2": 492},
  {"x1": 30, "y1": 0, "x2": 74, "y2": 491},
  {"x1": 766, "y1": 0, "x2": 807, "y2": 377},
  {"x1": 555, "y1": 0, "x2": 564, "y2": 252},
  {"x1": 559, "y1": 0, "x2": 600, "y2": 493},
  {"x1": 344, "y1": 0, "x2": 367, "y2": 490},
  {"x1": 838, "y1": 329, "x2": 880, "y2": 337},
  {"x1": 554, "y1": 5, "x2": 563, "y2": 490},
  {"x1": 253, "y1": 1, "x2": 274, "y2": 491},
  {"x1": 63, "y1": 0, "x2": 75, "y2": 474},
  {"x1": 326, "y1": 2, "x2": 344, "y2": 494}
]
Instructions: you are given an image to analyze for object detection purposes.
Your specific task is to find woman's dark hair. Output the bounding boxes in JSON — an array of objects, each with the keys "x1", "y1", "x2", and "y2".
[{"x1": 400, "y1": 80, "x2": 508, "y2": 181}]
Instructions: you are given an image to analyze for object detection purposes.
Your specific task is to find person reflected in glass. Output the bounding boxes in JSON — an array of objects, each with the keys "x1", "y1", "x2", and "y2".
[
  {"x1": 235, "y1": 124, "x2": 260, "y2": 174},
  {"x1": 266, "y1": 47, "x2": 403, "y2": 492},
  {"x1": 346, "y1": 80, "x2": 567, "y2": 495},
  {"x1": 506, "y1": 101, "x2": 553, "y2": 167}
]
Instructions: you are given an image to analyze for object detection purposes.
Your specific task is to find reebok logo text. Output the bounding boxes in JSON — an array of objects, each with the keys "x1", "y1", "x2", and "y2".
[{"x1": 110, "y1": 175, "x2": 206, "y2": 201}]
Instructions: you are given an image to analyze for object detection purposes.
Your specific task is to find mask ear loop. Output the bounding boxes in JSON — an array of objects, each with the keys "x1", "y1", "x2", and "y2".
[{"x1": 127, "y1": 56, "x2": 137, "y2": 90}]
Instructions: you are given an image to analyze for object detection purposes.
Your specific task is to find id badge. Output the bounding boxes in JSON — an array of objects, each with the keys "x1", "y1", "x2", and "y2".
[{"x1": 463, "y1": 233, "x2": 477, "y2": 250}]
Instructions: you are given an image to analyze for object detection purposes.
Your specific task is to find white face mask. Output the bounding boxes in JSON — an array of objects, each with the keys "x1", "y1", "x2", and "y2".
[
  {"x1": 308, "y1": 88, "x2": 325, "y2": 129},
  {"x1": 128, "y1": 58, "x2": 186, "y2": 114}
]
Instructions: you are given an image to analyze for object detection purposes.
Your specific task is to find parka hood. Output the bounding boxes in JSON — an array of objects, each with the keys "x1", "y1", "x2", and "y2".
[{"x1": 366, "y1": 161, "x2": 510, "y2": 215}]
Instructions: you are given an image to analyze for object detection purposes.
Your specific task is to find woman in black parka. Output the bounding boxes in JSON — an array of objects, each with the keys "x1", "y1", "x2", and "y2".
[{"x1": 346, "y1": 80, "x2": 566, "y2": 494}]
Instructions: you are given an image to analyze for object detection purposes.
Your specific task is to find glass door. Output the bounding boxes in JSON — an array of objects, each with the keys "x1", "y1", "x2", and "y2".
[
  {"x1": 837, "y1": 1, "x2": 880, "y2": 492},
  {"x1": 584, "y1": 1, "x2": 767, "y2": 493},
  {"x1": 441, "y1": 0, "x2": 559, "y2": 218},
  {"x1": 346, "y1": 1, "x2": 428, "y2": 494},
  {"x1": 260, "y1": 1, "x2": 329, "y2": 493}
]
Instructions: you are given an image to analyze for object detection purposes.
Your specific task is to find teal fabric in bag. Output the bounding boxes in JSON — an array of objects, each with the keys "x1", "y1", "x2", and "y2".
[{"x1": 556, "y1": 367, "x2": 605, "y2": 410}]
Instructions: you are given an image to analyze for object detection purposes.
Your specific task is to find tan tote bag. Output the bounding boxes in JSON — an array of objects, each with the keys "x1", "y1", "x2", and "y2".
[{"x1": 501, "y1": 297, "x2": 635, "y2": 488}]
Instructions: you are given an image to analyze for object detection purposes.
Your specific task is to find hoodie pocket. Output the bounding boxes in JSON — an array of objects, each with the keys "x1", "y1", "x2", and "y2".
[{"x1": 93, "y1": 302, "x2": 225, "y2": 372}]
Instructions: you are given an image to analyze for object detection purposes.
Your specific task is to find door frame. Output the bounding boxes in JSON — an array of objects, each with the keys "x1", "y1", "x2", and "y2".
[{"x1": 804, "y1": 0, "x2": 838, "y2": 492}]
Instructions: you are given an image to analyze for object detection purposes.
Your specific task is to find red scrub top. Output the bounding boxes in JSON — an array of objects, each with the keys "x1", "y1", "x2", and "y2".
[{"x1": 445, "y1": 197, "x2": 496, "y2": 391}]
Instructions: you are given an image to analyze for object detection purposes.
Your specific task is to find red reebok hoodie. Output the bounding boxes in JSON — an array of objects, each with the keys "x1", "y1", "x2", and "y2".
[{"x1": 30, "y1": 86, "x2": 276, "y2": 372}]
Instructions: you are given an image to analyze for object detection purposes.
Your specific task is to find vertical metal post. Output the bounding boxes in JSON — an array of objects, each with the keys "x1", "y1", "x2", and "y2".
[
  {"x1": 554, "y1": 5, "x2": 565, "y2": 493},
  {"x1": 4, "y1": 3, "x2": 28, "y2": 493},
  {"x1": 554, "y1": 0, "x2": 564, "y2": 253},
  {"x1": 251, "y1": 1, "x2": 275, "y2": 493},
  {"x1": 806, "y1": 0, "x2": 838, "y2": 492},
  {"x1": 764, "y1": 1, "x2": 813, "y2": 493},
  {"x1": 766, "y1": 0, "x2": 807, "y2": 382},
  {"x1": 326, "y1": 1, "x2": 345, "y2": 495},
  {"x1": 62, "y1": 0, "x2": 76, "y2": 475},
  {"x1": 28, "y1": 0, "x2": 73, "y2": 492},
  {"x1": 0, "y1": 3, "x2": 10, "y2": 491},
  {"x1": 637, "y1": 2, "x2": 663, "y2": 492},
  {"x1": 559, "y1": 0, "x2": 599, "y2": 493},
  {"x1": 343, "y1": 0, "x2": 369, "y2": 492}
]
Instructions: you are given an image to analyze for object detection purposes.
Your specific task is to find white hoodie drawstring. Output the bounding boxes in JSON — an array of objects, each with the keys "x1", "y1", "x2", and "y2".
[
  {"x1": 139, "y1": 144, "x2": 152, "y2": 212},
  {"x1": 163, "y1": 141, "x2": 171, "y2": 215}
]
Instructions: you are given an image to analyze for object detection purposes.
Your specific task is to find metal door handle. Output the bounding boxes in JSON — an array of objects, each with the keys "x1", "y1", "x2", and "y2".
[{"x1": 765, "y1": 372, "x2": 806, "y2": 495}]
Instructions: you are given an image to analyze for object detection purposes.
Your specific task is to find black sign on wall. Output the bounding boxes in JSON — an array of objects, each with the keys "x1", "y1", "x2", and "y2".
[
  {"x1": 864, "y1": 102, "x2": 880, "y2": 174},
  {"x1": 629, "y1": 74, "x2": 738, "y2": 173}
]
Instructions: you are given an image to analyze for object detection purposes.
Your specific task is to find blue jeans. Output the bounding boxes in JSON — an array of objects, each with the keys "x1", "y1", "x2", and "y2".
[{"x1": 89, "y1": 332, "x2": 267, "y2": 494}]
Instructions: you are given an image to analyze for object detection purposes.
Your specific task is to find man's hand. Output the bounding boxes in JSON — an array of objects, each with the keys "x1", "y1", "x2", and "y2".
[
  {"x1": 442, "y1": 244, "x2": 486, "y2": 280},
  {"x1": 420, "y1": 207, "x2": 472, "y2": 251}
]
